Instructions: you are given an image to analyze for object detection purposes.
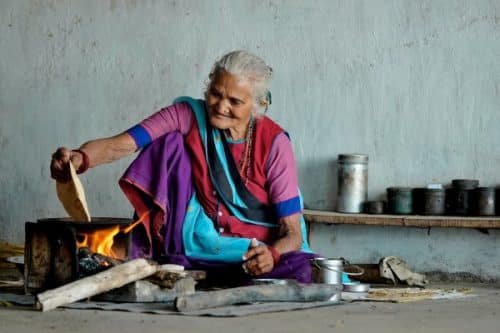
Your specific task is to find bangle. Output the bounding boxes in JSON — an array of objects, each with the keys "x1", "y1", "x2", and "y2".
[
  {"x1": 72, "y1": 149, "x2": 90, "y2": 174},
  {"x1": 267, "y1": 246, "x2": 281, "y2": 266}
]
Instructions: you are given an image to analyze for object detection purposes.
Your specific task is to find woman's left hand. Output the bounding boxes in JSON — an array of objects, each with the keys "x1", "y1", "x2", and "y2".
[{"x1": 243, "y1": 239, "x2": 274, "y2": 276}]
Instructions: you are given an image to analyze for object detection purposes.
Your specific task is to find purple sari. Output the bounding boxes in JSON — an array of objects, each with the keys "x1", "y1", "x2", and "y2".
[{"x1": 119, "y1": 132, "x2": 315, "y2": 284}]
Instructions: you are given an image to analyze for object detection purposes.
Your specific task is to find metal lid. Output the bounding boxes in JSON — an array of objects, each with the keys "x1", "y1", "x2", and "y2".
[
  {"x1": 387, "y1": 187, "x2": 412, "y2": 193},
  {"x1": 451, "y1": 179, "x2": 479, "y2": 190},
  {"x1": 338, "y1": 154, "x2": 368, "y2": 163},
  {"x1": 311, "y1": 257, "x2": 344, "y2": 268},
  {"x1": 474, "y1": 187, "x2": 496, "y2": 193}
]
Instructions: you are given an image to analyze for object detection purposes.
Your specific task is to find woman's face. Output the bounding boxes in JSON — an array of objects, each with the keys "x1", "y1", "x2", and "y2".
[{"x1": 205, "y1": 70, "x2": 254, "y2": 137}]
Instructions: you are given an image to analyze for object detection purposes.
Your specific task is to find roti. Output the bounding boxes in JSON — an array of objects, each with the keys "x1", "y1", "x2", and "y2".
[{"x1": 56, "y1": 162, "x2": 91, "y2": 222}]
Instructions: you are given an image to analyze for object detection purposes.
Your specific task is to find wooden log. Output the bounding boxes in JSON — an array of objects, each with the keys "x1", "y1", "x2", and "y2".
[
  {"x1": 148, "y1": 269, "x2": 206, "y2": 288},
  {"x1": 90, "y1": 252, "x2": 124, "y2": 267},
  {"x1": 36, "y1": 258, "x2": 158, "y2": 311},
  {"x1": 175, "y1": 283, "x2": 341, "y2": 312},
  {"x1": 95, "y1": 278, "x2": 196, "y2": 303}
]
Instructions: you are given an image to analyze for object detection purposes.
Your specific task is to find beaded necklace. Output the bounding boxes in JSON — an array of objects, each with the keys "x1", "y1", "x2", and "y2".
[{"x1": 238, "y1": 117, "x2": 255, "y2": 185}]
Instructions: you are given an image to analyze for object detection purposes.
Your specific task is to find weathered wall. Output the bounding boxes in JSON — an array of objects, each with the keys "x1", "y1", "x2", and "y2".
[
  {"x1": 311, "y1": 224, "x2": 500, "y2": 281},
  {"x1": 1, "y1": 0, "x2": 499, "y2": 277}
]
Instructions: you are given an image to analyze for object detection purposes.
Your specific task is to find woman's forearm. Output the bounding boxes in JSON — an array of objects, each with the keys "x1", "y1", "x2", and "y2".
[
  {"x1": 78, "y1": 132, "x2": 137, "y2": 168},
  {"x1": 273, "y1": 213, "x2": 303, "y2": 254}
]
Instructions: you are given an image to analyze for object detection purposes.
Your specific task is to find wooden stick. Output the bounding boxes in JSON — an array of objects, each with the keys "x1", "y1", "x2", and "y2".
[
  {"x1": 175, "y1": 283, "x2": 341, "y2": 312},
  {"x1": 36, "y1": 258, "x2": 158, "y2": 312}
]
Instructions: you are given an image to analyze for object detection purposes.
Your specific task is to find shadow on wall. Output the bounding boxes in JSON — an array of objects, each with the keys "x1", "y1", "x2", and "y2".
[{"x1": 299, "y1": 158, "x2": 338, "y2": 211}]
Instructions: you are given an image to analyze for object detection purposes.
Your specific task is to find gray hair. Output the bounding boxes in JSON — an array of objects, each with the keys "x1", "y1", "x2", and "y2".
[{"x1": 207, "y1": 50, "x2": 273, "y2": 114}]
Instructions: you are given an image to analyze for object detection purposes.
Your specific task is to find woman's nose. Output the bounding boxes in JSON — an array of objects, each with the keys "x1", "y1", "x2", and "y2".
[{"x1": 217, "y1": 100, "x2": 229, "y2": 114}]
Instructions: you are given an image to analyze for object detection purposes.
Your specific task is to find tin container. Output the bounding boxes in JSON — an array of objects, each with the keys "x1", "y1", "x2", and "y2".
[
  {"x1": 423, "y1": 189, "x2": 446, "y2": 215},
  {"x1": 446, "y1": 180, "x2": 479, "y2": 216},
  {"x1": 387, "y1": 187, "x2": 413, "y2": 215},
  {"x1": 473, "y1": 187, "x2": 496, "y2": 216},
  {"x1": 311, "y1": 258, "x2": 344, "y2": 285},
  {"x1": 497, "y1": 187, "x2": 500, "y2": 216},
  {"x1": 363, "y1": 201, "x2": 385, "y2": 214},
  {"x1": 311, "y1": 257, "x2": 364, "y2": 285},
  {"x1": 412, "y1": 188, "x2": 426, "y2": 214},
  {"x1": 446, "y1": 188, "x2": 471, "y2": 215},
  {"x1": 336, "y1": 154, "x2": 368, "y2": 213}
]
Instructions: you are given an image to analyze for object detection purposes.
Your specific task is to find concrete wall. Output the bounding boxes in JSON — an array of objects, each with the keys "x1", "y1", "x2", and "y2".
[
  {"x1": 1, "y1": 1, "x2": 499, "y2": 277},
  {"x1": 311, "y1": 224, "x2": 500, "y2": 281}
]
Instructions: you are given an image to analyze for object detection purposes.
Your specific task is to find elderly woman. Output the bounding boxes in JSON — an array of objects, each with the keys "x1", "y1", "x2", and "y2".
[{"x1": 51, "y1": 50, "x2": 315, "y2": 284}]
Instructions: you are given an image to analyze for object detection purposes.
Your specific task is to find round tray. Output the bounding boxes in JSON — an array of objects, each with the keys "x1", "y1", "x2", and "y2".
[{"x1": 343, "y1": 283, "x2": 370, "y2": 292}]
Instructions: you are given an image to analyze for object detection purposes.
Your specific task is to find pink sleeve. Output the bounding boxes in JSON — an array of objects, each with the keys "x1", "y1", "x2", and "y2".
[
  {"x1": 140, "y1": 102, "x2": 193, "y2": 140},
  {"x1": 265, "y1": 133, "x2": 300, "y2": 206}
]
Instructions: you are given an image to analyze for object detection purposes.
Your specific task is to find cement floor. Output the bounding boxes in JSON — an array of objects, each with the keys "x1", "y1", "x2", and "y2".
[{"x1": 0, "y1": 283, "x2": 499, "y2": 333}]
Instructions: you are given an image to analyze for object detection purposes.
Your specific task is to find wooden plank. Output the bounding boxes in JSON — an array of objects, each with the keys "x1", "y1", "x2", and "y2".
[{"x1": 303, "y1": 209, "x2": 500, "y2": 229}]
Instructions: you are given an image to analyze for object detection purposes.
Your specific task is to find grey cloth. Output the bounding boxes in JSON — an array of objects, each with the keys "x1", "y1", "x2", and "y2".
[
  {"x1": 380, "y1": 256, "x2": 428, "y2": 287},
  {"x1": 0, "y1": 292, "x2": 341, "y2": 317},
  {"x1": 63, "y1": 300, "x2": 341, "y2": 317}
]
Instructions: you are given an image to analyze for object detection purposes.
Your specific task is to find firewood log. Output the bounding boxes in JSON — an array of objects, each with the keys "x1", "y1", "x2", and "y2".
[
  {"x1": 175, "y1": 283, "x2": 341, "y2": 312},
  {"x1": 36, "y1": 258, "x2": 158, "y2": 311}
]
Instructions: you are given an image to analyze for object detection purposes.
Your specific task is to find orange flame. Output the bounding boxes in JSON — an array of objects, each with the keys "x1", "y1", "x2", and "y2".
[
  {"x1": 77, "y1": 225, "x2": 120, "y2": 258},
  {"x1": 76, "y1": 211, "x2": 150, "y2": 258}
]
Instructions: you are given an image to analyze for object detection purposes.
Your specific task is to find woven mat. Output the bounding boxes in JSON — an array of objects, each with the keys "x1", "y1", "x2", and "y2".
[{"x1": 357, "y1": 287, "x2": 474, "y2": 303}]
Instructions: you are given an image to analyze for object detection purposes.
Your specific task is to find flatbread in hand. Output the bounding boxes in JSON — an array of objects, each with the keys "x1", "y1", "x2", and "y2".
[{"x1": 56, "y1": 162, "x2": 91, "y2": 222}]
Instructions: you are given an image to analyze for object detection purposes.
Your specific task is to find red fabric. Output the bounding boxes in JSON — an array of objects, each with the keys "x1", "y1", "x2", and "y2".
[{"x1": 185, "y1": 115, "x2": 284, "y2": 244}]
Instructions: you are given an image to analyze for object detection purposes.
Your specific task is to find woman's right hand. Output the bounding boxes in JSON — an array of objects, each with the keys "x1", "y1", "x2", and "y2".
[{"x1": 50, "y1": 147, "x2": 82, "y2": 182}]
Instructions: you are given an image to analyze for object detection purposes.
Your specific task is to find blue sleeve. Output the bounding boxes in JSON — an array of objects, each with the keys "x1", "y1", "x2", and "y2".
[
  {"x1": 127, "y1": 124, "x2": 152, "y2": 149},
  {"x1": 273, "y1": 196, "x2": 302, "y2": 218}
]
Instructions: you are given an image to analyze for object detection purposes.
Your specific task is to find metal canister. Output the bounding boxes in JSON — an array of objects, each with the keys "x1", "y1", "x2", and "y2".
[
  {"x1": 311, "y1": 258, "x2": 344, "y2": 285},
  {"x1": 412, "y1": 188, "x2": 426, "y2": 214},
  {"x1": 387, "y1": 187, "x2": 413, "y2": 214},
  {"x1": 336, "y1": 154, "x2": 368, "y2": 213},
  {"x1": 497, "y1": 187, "x2": 500, "y2": 216},
  {"x1": 363, "y1": 201, "x2": 385, "y2": 214},
  {"x1": 446, "y1": 179, "x2": 479, "y2": 215},
  {"x1": 423, "y1": 189, "x2": 446, "y2": 215},
  {"x1": 446, "y1": 188, "x2": 471, "y2": 215},
  {"x1": 473, "y1": 187, "x2": 496, "y2": 216}
]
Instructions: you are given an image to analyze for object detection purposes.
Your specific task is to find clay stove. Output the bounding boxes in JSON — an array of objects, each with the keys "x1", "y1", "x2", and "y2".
[{"x1": 24, "y1": 217, "x2": 133, "y2": 293}]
